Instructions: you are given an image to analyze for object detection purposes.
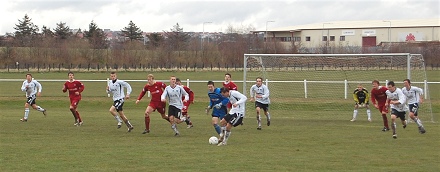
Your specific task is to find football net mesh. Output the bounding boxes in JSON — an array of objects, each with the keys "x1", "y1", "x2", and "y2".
[{"x1": 243, "y1": 53, "x2": 435, "y2": 123}]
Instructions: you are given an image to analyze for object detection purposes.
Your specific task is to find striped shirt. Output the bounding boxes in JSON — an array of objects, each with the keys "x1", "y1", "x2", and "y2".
[
  {"x1": 107, "y1": 79, "x2": 132, "y2": 101},
  {"x1": 386, "y1": 88, "x2": 408, "y2": 112},
  {"x1": 21, "y1": 79, "x2": 42, "y2": 97},
  {"x1": 161, "y1": 85, "x2": 189, "y2": 109},
  {"x1": 402, "y1": 86, "x2": 423, "y2": 104},
  {"x1": 250, "y1": 84, "x2": 270, "y2": 104}
]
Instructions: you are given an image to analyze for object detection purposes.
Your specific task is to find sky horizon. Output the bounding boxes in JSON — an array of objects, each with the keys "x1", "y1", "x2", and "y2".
[{"x1": 1, "y1": 0, "x2": 439, "y2": 35}]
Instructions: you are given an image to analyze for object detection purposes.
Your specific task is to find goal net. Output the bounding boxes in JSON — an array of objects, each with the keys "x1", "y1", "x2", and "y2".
[{"x1": 243, "y1": 53, "x2": 435, "y2": 123}]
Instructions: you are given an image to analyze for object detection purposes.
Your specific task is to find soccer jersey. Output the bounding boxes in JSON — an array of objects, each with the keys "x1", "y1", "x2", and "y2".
[
  {"x1": 21, "y1": 79, "x2": 42, "y2": 97},
  {"x1": 227, "y1": 90, "x2": 247, "y2": 115},
  {"x1": 107, "y1": 79, "x2": 132, "y2": 101},
  {"x1": 137, "y1": 81, "x2": 166, "y2": 102},
  {"x1": 386, "y1": 88, "x2": 407, "y2": 112},
  {"x1": 371, "y1": 86, "x2": 388, "y2": 105},
  {"x1": 161, "y1": 85, "x2": 188, "y2": 109},
  {"x1": 208, "y1": 88, "x2": 229, "y2": 108},
  {"x1": 250, "y1": 84, "x2": 270, "y2": 104},
  {"x1": 353, "y1": 88, "x2": 369, "y2": 104},
  {"x1": 402, "y1": 86, "x2": 423, "y2": 104},
  {"x1": 223, "y1": 81, "x2": 238, "y2": 91},
  {"x1": 181, "y1": 85, "x2": 194, "y2": 103},
  {"x1": 63, "y1": 80, "x2": 84, "y2": 99}
]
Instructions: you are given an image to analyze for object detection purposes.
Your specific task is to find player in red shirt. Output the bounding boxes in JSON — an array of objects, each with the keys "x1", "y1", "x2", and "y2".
[
  {"x1": 136, "y1": 74, "x2": 168, "y2": 134},
  {"x1": 62, "y1": 72, "x2": 85, "y2": 126},
  {"x1": 223, "y1": 73, "x2": 238, "y2": 109},
  {"x1": 176, "y1": 78, "x2": 194, "y2": 128},
  {"x1": 370, "y1": 80, "x2": 390, "y2": 131}
]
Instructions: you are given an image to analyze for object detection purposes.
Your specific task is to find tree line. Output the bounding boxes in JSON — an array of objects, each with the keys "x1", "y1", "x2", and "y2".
[{"x1": 0, "y1": 14, "x2": 438, "y2": 69}]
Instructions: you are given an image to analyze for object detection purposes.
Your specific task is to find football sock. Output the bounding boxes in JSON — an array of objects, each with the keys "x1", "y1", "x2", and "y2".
[
  {"x1": 414, "y1": 117, "x2": 423, "y2": 127},
  {"x1": 366, "y1": 109, "x2": 371, "y2": 119},
  {"x1": 114, "y1": 115, "x2": 123, "y2": 123},
  {"x1": 353, "y1": 110, "x2": 358, "y2": 119},
  {"x1": 267, "y1": 112, "x2": 271, "y2": 121},
  {"x1": 76, "y1": 111, "x2": 82, "y2": 122},
  {"x1": 214, "y1": 124, "x2": 221, "y2": 134},
  {"x1": 224, "y1": 131, "x2": 231, "y2": 143},
  {"x1": 125, "y1": 120, "x2": 133, "y2": 128},
  {"x1": 36, "y1": 106, "x2": 45, "y2": 112},
  {"x1": 24, "y1": 108, "x2": 29, "y2": 119},
  {"x1": 382, "y1": 114, "x2": 389, "y2": 128},
  {"x1": 185, "y1": 117, "x2": 191, "y2": 125},
  {"x1": 70, "y1": 109, "x2": 77, "y2": 121},
  {"x1": 392, "y1": 122, "x2": 397, "y2": 134},
  {"x1": 257, "y1": 114, "x2": 261, "y2": 127},
  {"x1": 171, "y1": 124, "x2": 178, "y2": 133},
  {"x1": 145, "y1": 116, "x2": 150, "y2": 130}
]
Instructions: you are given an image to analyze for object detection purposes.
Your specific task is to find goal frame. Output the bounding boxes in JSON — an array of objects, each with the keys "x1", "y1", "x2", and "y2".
[{"x1": 243, "y1": 53, "x2": 416, "y2": 93}]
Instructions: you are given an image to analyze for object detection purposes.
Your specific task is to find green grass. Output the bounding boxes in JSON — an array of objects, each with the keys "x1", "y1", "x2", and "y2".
[{"x1": 1, "y1": 71, "x2": 439, "y2": 171}]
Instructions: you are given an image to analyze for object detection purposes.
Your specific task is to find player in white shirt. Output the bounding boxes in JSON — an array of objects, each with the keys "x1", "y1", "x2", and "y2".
[
  {"x1": 385, "y1": 81, "x2": 408, "y2": 139},
  {"x1": 249, "y1": 77, "x2": 271, "y2": 130},
  {"x1": 402, "y1": 79, "x2": 426, "y2": 134},
  {"x1": 161, "y1": 76, "x2": 189, "y2": 136},
  {"x1": 217, "y1": 87, "x2": 247, "y2": 146},
  {"x1": 20, "y1": 73, "x2": 47, "y2": 122},
  {"x1": 106, "y1": 72, "x2": 134, "y2": 132}
]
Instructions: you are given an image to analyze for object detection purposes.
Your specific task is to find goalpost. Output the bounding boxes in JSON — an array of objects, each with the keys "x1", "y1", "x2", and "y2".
[{"x1": 243, "y1": 53, "x2": 435, "y2": 123}]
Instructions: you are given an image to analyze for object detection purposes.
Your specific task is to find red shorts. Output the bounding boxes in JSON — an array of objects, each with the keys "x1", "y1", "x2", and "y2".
[
  {"x1": 182, "y1": 102, "x2": 191, "y2": 113},
  {"x1": 378, "y1": 104, "x2": 389, "y2": 114},
  {"x1": 70, "y1": 98, "x2": 81, "y2": 107},
  {"x1": 149, "y1": 101, "x2": 166, "y2": 114}
]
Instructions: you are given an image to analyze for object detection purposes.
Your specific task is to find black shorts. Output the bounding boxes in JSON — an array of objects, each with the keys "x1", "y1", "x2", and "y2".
[
  {"x1": 26, "y1": 95, "x2": 36, "y2": 105},
  {"x1": 408, "y1": 103, "x2": 419, "y2": 116},
  {"x1": 168, "y1": 105, "x2": 182, "y2": 119},
  {"x1": 224, "y1": 113, "x2": 244, "y2": 127},
  {"x1": 391, "y1": 109, "x2": 406, "y2": 121},
  {"x1": 113, "y1": 99, "x2": 124, "y2": 112},
  {"x1": 356, "y1": 99, "x2": 369, "y2": 105},
  {"x1": 255, "y1": 101, "x2": 269, "y2": 111}
]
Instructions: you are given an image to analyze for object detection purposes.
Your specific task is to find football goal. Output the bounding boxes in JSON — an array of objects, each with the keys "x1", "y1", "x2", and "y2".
[{"x1": 243, "y1": 53, "x2": 435, "y2": 123}]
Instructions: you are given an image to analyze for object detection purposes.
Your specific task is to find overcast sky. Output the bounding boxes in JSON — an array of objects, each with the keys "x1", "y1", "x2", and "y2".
[{"x1": 1, "y1": 0, "x2": 438, "y2": 34}]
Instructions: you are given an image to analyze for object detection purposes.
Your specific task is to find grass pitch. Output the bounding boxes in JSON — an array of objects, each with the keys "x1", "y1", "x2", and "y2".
[{"x1": 0, "y1": 71, "x2": 439, "y2": 171}]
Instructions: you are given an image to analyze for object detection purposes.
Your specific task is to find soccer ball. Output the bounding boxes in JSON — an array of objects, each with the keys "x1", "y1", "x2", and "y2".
[{"x1": 208, "y1": 136, "x2": 218, "y2": 145}]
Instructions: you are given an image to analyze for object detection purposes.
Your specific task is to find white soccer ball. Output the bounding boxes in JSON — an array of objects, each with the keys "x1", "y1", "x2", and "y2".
[{"x1": 209, "y1": 136, "x2": 218, "y2": 145}]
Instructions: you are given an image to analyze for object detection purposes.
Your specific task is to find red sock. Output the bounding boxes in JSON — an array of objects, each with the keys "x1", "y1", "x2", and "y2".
[
  {"x1": 145, "y1": 116, "x2": 150, "y2": 130},
  {"x1": 76, "y1": 111, "x2": 82, "y2": 122},
  {"x1": 382, "y1": 114, "x2": 389, "y2": 128}
]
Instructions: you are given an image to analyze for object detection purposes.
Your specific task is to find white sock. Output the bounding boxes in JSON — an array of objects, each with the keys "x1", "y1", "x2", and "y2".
[
  {"x1": 267, "y1": 112, "x2": 271, "y2": 121},
  {"x1": 172, "y1": 123, "x2": 179, "y2": 133},
  {"x1": 224, "y1": 131, "x2": 231, "y2": 144},
  {"x1": 257, "y1": 114, "x2": 261, "y2": 127},
  {"x1": 24, "y1": 108, "x2": 30, "y2": 119},
  {"x1": 353, "y1": 110, "x2": 358, "y2": 119},
  {"x1": 366, "y1": 109, "x2": 371, "y2": 119},
  {"x1": 114, "y1": 115, "x2": 122, "y2": 123},
  {"x1": 414, "y1": 117, "x2": 423, "y2": 127},
  {"x1": 36, "y1": 106, "x2": 45, "y2": 112}
]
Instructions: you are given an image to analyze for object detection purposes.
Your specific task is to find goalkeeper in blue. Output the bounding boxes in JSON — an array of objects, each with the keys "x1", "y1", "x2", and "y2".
[
  {"x1": 249, "y1": 77, "x2": 271, "y2": 130},
  {"x1": 206, "y1": 81, "x2": 229, "y2": 137},
  {"x1": 351, "y1": 84, "x2": 371, "y2": 122}
]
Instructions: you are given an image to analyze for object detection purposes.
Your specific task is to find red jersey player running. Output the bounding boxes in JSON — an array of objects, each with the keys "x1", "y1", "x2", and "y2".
[
  {"x1": 176, "y1": 78, "x2": 194, "y2": 128},
  {"x1": 62, "y1": 72, "x2": 85, "y2": 126},
  {"x1": 370, "y1": 80, "x2": 390, "y2": 131},
  {"x1": 136, "y1": 74, "x2": 169, "y2": 134}
]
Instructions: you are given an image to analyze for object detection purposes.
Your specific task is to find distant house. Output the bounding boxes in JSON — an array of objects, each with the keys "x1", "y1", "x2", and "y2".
[{"x1": 252, "y1": 18, "x2": 440, "y2": 49}]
